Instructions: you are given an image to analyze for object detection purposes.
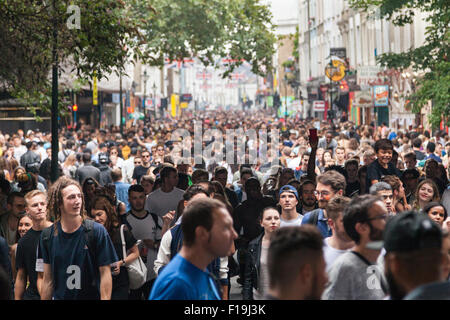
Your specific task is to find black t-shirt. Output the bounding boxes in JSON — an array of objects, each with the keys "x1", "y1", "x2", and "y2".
[
  {"x1": 366, "y1": 160, "x2": 401, "y2": 193},
  {"x1": 132, "y1": 165, "x2": 150, "y2": 184},
  {"x1": 109, "y1": 226, "x2": 137, "y2": 289},
  {"x1": 15, "y1": 228, "x2": 42, "y2": 300},
  {"x1": 233, "y1": 196, "x2": 276, "y2": 244},
  {"x1": 345, "y1": 180, "x2": 361, "y2": 197}
]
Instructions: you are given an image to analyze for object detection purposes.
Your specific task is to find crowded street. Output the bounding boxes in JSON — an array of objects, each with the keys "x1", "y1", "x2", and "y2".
[{"x1": 0, "y1": 0, "x2": 449, "y2": 305}]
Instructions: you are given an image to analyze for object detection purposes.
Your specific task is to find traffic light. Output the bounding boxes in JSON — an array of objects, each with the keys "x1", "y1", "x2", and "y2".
[{"x1": 72, "y1": 104, "x2": 78, "y2": 112}]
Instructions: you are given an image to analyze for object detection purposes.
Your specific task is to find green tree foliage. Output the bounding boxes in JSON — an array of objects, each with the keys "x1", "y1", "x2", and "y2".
[
  {"x1": 0, "y1": 0, "x2": 146, "y2": 114},
  {"x1": 141, "y1": 0, "x2": 276, "y2": 77},
  {"x1": 349, "y1": 0, "x2": 449, "y2": 128},
  {"x1": 0, "y1": 0, "x2": 276, "y2": 114}
]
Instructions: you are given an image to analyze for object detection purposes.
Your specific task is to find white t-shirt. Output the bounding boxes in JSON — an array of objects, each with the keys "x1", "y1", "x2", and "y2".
[
  {"x1": 145, "y1": 187, "x2": 185, "y2": 217},
  {"x1": 280, "y1": 213, "x2": 303, "y2": 228},
  {"x1": 323, "y1": 238, "x2": 349, "y2": 273},
  {"x1": 125, "y1": 211, "x2": 163, "y2": 280}
]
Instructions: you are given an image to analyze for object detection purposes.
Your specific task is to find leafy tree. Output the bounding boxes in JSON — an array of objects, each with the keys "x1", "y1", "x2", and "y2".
[
  {"x1": 349, "y1": 0, "x2": 449, "y2": 128},
  {"x1": 138, "y1": 0, "x2": 277, "y2": 77}
]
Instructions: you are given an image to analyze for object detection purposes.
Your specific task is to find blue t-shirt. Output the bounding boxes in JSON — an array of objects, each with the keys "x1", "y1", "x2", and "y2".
[
  {"x1": 149, "y1": 254, "x2": 220, "y2": 300},
  {"x1": 40, "y1": 221, "x2": 118, "y2": 300}
]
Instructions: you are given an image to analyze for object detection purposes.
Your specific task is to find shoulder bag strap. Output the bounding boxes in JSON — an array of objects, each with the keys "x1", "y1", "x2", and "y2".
[{"x1": 120, "y1": 224, "x2": 127, "y2": 259}]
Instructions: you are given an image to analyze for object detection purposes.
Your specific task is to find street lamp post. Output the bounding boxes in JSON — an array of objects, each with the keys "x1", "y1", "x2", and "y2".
[
  {"x1": 152, "y1": 82, "x2": 157, "y2": 119},
  {"x1": 142, "y1": 70, "x2": 149, "y2": 126}
]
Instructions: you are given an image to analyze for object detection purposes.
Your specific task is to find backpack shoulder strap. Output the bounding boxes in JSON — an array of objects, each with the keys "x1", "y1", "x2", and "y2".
[
  {"x1": 41, "y1": 225, "x2": 54, "y2": 254},
  {"x1": 306, "y1": 210, "x2": 319, "y2": 226},
  {"x1": 82, "y1": 219, "x2": 97, "y2": 257},
  {"x1": 150, "y1": 212, "x2": 162, "y2": 230}
]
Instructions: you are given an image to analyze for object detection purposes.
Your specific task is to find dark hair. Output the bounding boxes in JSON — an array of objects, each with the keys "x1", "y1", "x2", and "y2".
[
  {"x1": 181, "y1": 198, "x2": 226, "y2": 247},
  {"x1": 426, "y1": 142, "x2": 436, "y2": 153},
  {"x1": 259, "y1": 206, "x2": 280, "y2": 222},
  {"x1": 240, "y1": 167, "x2": 253, "y2": 177},
  {"x1": 317, "y1": 170, "x2": 346, "y2": 192},
  {"x1": 343, "y1": 194, "x2": 381, "y2": 244},
  {"x1": 214, "y1": 166, "x2": 228, "y2": 177},
  {"x1": 422, "y1": 202, "x2": 447, "y2": 221},
  {"x1": 344, "y1": 159, "x2": 359, "y2": 169},
  {"x1": 374, "y1": 139, "x2": 393, "y2": 153},
  {"x1": 404, "y1": 152, "x2": 416, "y2": 161},
  {"x1": 177, "y1": 172, "x2": 191, "y2": 191},
  {"x1": 159, "y1": 165, "x2": 177, "y2": 183},
  {"x1": 128, "y1": 184, "x2": 145, "y2": 195},
  {"x1": 412, "y1": 138, "x2": 422, "y2": 148},
  {"x1": 268, "y1": 225, "x2": 323, "y2": 289},
  {"x1": 183, "y1": 184, "x2": 210, "y2": 201},
  {"x1": 82, "y1": 152, "x2": 91, "y2": 163},
  {"x1": 7, "y1": 191, "x2": 24, "y2": 205},
  {"x1": 191, "y1": 169, "x2": 209, "y2": 184},
  {"x1": 299, "y1": 179, "x2": 315, "y2": 194}
]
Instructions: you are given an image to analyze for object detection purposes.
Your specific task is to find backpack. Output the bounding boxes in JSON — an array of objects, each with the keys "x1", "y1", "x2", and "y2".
[
  {"x1": 305, "y1": 209, "x2": 320, "y2": 226},
  {"x1": 41, "y1": 219, "x2": 96, "y2": 259},
  {"x1": 41, "y1": 219, "x2": 98, "y2": 289}
]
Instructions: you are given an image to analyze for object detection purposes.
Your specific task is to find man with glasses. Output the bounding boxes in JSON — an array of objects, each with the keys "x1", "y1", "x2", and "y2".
[
  {"x1": 370, "y1": 182, "x2": 395, "y2": 215},
  {"x1": 132, "y1": 150, "x2": 152, "y2": 184},
  {"x1": 301, "y1": 170, "x2": 346, "y2": 238},
  {"x1": 323, "y1": 194, "x2": 388, "y2": 300}
]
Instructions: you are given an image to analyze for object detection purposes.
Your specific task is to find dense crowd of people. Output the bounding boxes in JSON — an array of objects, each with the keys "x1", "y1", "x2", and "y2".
[{"x1": 0, "y1": 109, "x2": 449, "y2": 300}]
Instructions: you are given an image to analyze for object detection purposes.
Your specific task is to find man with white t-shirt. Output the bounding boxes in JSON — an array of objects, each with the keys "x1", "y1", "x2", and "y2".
[
  {"x1": 322, "y1": 195, "x2": 354, "y2": 272},
  {"x1": 125, "y1": 184, "x2": 163, "y2": 300},
  {"x1": 145, "y1": 165, "x2": 184, "y2": 217},
  {"x1": 279, "y1": 185, "x2": 303, "y2": 227}
]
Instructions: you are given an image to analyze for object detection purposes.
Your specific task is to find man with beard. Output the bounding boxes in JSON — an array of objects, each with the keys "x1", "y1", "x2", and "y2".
[
  {"x1": 322, "y1": 194, "x2": 388, "y2": 300},
  {"x1": 380, "y1": 211, "x2": 450, "y2": 300},
  {"x1": 265, "y1": 225, "x2": 328, "y2": 300},
  {"x1": 369, "y1": 182, "x2": 395, "y2": 215},
  {"x1": 322, "y1": 196, "x2": 353, "y2": 272},
  {"x1": 301, "y1": 170, "x2": 346, "y2": 238},
  {"x1": 298, "y1": 180, "x2": 318, "y2": 215}
]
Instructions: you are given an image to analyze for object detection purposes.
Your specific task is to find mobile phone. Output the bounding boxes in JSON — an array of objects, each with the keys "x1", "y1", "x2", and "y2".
[{"x1": 309, "y1": 128, "x2": 318, "y2": 144}]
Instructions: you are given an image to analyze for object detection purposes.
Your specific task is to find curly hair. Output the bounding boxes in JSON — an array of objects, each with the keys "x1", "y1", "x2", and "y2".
[{"x1": 47, "y1": 176, "x2": 86, "y2": 235}]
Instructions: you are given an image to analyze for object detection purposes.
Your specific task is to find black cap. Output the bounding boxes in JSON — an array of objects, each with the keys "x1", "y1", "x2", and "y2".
[
  {"x1": 370, "y1": 211, "x2": 442, "y2": 252},
  {"x1": 98, "y1": 153, "x2": 109, "y2": 164}
]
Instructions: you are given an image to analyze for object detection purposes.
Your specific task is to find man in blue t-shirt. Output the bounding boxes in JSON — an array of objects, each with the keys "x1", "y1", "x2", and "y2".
[
  {"x1": 40, "y1": 177, "x2": 118, "y2": 300},
  {"x1": 149, "y1": 198, "x2": 237, "y2": 300}
]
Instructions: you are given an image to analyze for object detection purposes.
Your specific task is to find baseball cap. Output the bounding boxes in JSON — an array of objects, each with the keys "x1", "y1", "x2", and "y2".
[
  {"x1": 98, "y1": 153, "x2": 109, "y2": 164},
  {"x1": 367, "y1": 211, "x2": 442, "y2": 251},
  {"x1": 279, "y1": 185, "x2": 299, "y2": 200}
]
